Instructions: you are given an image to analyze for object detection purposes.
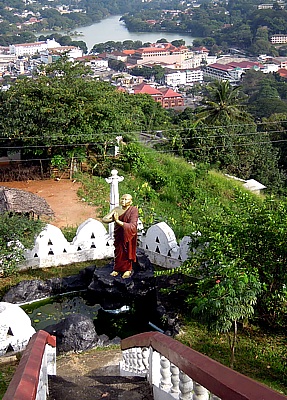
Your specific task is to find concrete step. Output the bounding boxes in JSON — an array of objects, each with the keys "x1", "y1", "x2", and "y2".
[{"x1": 48, "y1": 348, "x2": 153, "y2": 400}]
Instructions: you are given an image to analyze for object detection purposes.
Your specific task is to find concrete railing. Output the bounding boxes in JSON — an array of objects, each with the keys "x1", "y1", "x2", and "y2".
[
  {"x1": 120, "y1": 332, "x2": 287, "y2": 400},
  {"x1": 3, "y1": 330, "x2": 56, "y2": 400}
]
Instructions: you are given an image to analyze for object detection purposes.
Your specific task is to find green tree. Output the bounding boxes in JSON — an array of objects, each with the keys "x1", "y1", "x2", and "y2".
[
  {"x1": 190, "y1": 261, "x2": 261, "y2": 368},
  {"x1": 195, "y1": 80, "x2": 251, "y2": 125},
  {"x1": 184, "y1": 192, "x2": 287, "y2": 330},
  {"x1": 0, "y1": 58, "x2": 171, "y2": 172}
]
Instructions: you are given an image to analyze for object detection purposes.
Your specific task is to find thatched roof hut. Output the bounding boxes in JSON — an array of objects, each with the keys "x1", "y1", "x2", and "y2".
[{"x1": 0, "y1": 186, "x2": 54, "y2": 218}]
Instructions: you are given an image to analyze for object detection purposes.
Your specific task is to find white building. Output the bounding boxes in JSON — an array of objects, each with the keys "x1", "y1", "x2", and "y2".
[
  {"x1": 165, "y1": 68, "x2": 203, "y2": 87},
  {"x1": 203, "y1": 63, "x2": 243, "y2": 83},
  {"x1": 40, "y1": 46, "x2": 83, "y2": 63},
  {"x1": 186, "y1": 68, "x2": 203, "y2": 84},
  {"x1": 165, "y1": 71, "x2": 186, "y2": 86},
  {"x1": 270, "y1": 34, "x2": 287, "y2": 44},
  {"x1": 261, "y1": 63, "x2": 279, "y2": 73},
  {"x1": 0, "y1": 54, "x2": 17, "y2": 73},
  {"x1": 181, "y1": 53, "x2": 207, "y2": 69},
  {"x1": 9, "y1": 39, "x2": 60, "y2": 57}
]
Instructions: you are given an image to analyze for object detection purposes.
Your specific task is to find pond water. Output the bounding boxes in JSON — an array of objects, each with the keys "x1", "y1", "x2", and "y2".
[
  {"x1": 22, "y1": 292, "x2": 101, "y2": 331},
  {"x1": 22, "y1": 292, "x2": 161, "y2": 339}
]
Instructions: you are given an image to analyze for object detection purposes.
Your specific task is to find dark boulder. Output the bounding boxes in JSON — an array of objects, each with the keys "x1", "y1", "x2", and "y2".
[
  {"x1": 45, "y1": 313, "x2": 97, "y2": 353},
  {"x1": 44, "y1": 313, "x2": 121, "y2": 353},
  {"x1": 2, "y1": 265, "x2": 96, "y2": 304},
  {"x1": 87, "y1": 248, "x2": 156, "y2": 311}
]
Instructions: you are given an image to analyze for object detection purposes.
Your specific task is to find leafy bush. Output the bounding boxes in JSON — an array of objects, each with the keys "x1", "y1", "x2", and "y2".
[
  {"x1": 120, "y1": 142, "x2": 147, "y2": 172},
  {"x1": 141, "y1": 168, "x2": 168, "y2": 190},
  {"x1": 0, "y1": 213, "x2": 44, "y2": 277}
]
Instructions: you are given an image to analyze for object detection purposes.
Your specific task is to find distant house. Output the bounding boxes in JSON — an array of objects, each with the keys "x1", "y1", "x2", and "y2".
[
  {"x1": 225, "y1": 175, "x2": 266, "y2": 195},
  {"x1": 40, "y1": 46, "x2": 83, "y2": 63},
  {"x1": 75, "y1": 55, "x2": 108, "y2": 69},
  {"x1": 0, "y1": 186, "x2": 54, "y2": 219},
  {"x1": 159, "y1": 87, "x2": 184, "y2": 108},
  {"x1": 270, "y1": 57, "x2": 287, "y2": 69},
  {"x1": 133, "y1": 82, "x2": 163, "y2": 103},
  {"x1": 277, "y1": 68, "x2": 287, "y2": 78},
  {"x1": 106, "y1": 51, "x2": 128, "y2": 62},
  {"x1": 132, "y1": 82, "x2": 184, "y2": 108},
  {"x1": 243, "y1": 179, "x2": 266, "y2": 195}
]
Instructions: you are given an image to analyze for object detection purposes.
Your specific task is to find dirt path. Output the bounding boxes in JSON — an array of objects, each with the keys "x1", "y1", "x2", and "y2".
[{"x1": 0, "y1": 179, "x2": 100, "y2": 228}]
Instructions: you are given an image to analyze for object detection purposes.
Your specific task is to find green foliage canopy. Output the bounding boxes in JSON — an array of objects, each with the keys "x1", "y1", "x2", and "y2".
[{"x1": 0, "y1": 58, "x2": 170, "y2": 163}]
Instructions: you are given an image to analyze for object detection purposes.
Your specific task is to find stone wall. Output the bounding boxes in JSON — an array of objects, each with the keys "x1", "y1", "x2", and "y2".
[{"x1": 21, "y1": 219, "x2": 193, "y2": 270}]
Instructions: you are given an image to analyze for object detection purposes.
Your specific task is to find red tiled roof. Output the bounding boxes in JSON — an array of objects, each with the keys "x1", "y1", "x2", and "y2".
[
  {"x1": 75, "y1": 55, "x2": 98, "y2": 61},
  {"x1": 133, "y1": 83, "x2": 163, "y2": 96},
  {"x1": 13, "y1": 41, "x2": 44, "y2": 47},
  {"x1": 208, "y1": 63, "x2": 234, "y2": 71},
  {"x1": 111, "y1": 51, "x2": 127, "y2": 56},
  {"x1": 159, "y1": 87, "x2": 182, "y2": 98},
  {"x1": 278, "y1": 68, "x2": 287, "y2": 77},
  {"x1": 228, "y1": 61, "x2": 263, "y2": 69},
  {"x1": 123, "y1": 49, "x2": 136, "y2": 55},
  {"x1": 117, "y1": 86, "x2": 127, "y2": 92},
  {"x1": 135, "y1": 42, "x2": 185, "y2": 55}
]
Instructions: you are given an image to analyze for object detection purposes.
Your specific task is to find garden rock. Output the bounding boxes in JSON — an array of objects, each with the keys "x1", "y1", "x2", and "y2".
[{"x1": 44, "y1": 313, "x2": 98, "y2": 353}]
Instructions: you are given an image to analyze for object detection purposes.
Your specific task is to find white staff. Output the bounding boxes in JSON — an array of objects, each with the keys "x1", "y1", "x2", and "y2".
[{"x1": 105, "y1": 169, "x2": 124, "y2": 238}]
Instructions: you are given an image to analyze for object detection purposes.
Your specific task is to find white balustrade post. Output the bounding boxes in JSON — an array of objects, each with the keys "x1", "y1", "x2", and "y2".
[
  {"x1": 193, "y1": 382, "x2": 209, "y2": 400},
  {"x1": 142, "y1": 347, "x2": 150, "y2": 373},
  {"x1": 150, "y1": 350, "x2": 161, "y2": 387},
  {"x1": 179, "y1": 371, "x2": 193, "y2": 400},
  {"x1": 170, "y1": 364, "x2": 180, "y2": 395},
  {"x1": 105, "y1": 169, "x2": 124, "y2": 238},
  {"x1": 131, "y1": 347, "x2": 138, "y2": 373},
  {"x1": 122, "y1": 349, "x2": 129, "y2": 371},
  {"x1": 160, "y1": 356, "x2": 172, "y2": 392},
  {"x1": 136, "y1": 347, "x2": 144, "y2": 374}
]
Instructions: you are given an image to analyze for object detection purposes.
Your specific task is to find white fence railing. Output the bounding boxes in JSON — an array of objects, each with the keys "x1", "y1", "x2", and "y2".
[
  {"x1": 120, "y1": 332, "x2": 287, "y2": 400},
  {"x1": 20, "y1": 219, "x2": 193, "y2": 270}
]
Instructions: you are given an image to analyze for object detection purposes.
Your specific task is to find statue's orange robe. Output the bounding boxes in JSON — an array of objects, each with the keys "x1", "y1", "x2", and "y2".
[{"x1": 114, "y1": 206, "x2": 138, "y2": 272}]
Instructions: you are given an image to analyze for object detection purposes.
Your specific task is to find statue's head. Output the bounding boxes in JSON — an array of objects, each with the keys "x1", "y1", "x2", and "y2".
[{"x1": 121, "y1": 194, "x2": 133, "y2": 207}]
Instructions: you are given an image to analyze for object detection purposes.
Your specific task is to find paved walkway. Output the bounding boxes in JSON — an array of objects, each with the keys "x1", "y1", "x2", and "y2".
[{"x1": 48, "y1": 348, "x2": 153, "y2": 400}]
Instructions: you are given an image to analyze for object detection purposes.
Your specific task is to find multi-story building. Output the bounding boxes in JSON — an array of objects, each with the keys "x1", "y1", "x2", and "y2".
[
  {"x1": 270, "y1": 34, "x2": 287, "y2": 44},
  {"x1": 186, "y1": 68, "x2": 203, "y2": 84},
  {"x1": 203, "y1": 60, "x2": 263, "y2": 83},
  {"x1": 0, "y1": 54, "x2": 17, "y2": 73},
  {"x1": 132, "y1": 82, "x2": 184, "y2": 108},
  {"x1": 40, "y1": 46, "x2": 83, "y2": 63},
  {"x1": 165, "y1": 68, "x2": 203, "y2": 87},
  {"x1": 127, "y1": 42, "x2": 194, "y2": 67},
  {"x1": 9, "y1": 38, "x2": 60, "y2": 56}
]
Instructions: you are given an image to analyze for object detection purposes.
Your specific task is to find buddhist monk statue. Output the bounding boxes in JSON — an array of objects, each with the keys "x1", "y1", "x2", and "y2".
[{"x1": 102, "y1": 194, "x2": 138, "y2": 279}]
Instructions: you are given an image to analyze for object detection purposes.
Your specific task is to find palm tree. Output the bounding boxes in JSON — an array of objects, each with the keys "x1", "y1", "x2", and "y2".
[{"x1": 195, "y1": 80, "x2": 252, "y2": 125}]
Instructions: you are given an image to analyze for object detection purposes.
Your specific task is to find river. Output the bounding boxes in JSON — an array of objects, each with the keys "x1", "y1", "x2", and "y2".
[{"x1": 45, "y1": 15, "x2": 196, "y2": 51}]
